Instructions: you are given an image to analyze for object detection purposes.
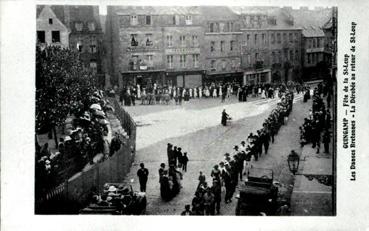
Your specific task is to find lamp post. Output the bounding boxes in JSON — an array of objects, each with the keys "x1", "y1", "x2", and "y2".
[{"x1": 287, "y1": 150, "x2": 300, "y2": 175}]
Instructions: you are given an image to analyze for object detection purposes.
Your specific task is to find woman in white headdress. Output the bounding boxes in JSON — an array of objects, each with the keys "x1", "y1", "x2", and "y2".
[
  {"x1": 212, "y1": 87, "x2": 217, "y2": 98},
  {"x1": 194, "y1": 87, "x2": 198, "y2": 98},
  {"x1": 137, "y1": 84, "x2": 141, "y2": 99},
  {"x1": 219, "y1": 85, "x2": 223, "y2": 97},
  {"x1": 199, "y1": 86, "x2": 203, "y2": 98},
  {"x1": 189, "y1": 88, "x2": 193, "y2": 98}
]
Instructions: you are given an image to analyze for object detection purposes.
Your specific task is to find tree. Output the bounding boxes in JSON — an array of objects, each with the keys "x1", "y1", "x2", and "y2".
[{"x1": 36, "y1": 46, "x2": 96, "y2": 146}]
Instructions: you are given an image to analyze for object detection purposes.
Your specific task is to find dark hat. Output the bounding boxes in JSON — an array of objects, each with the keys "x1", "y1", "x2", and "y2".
[
  {"x1": 241, "y1": 141, "x2": 245, "y2": 144},
  {"x1": 234, "y1": 145, "x2": 238, "y2": 150},
  {"x1": 167, "y1": 143, "x2": 172, "y2": 146},
  {"x1": 224, "y1": 153, "x2": 230, "y2": 157}
]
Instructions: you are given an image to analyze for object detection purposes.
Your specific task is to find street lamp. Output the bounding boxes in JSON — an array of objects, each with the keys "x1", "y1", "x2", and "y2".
[{"x1": 287, "y1": 150, "x2": 300, "y2": 175}]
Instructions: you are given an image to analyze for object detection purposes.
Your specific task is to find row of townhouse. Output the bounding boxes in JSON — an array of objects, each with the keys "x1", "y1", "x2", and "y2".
[
  {"x1": 105, "y1": 6, "x2": 317, "y2": 88},
  {"x1": 36, "y1": 5, "x2": 334, "y2": 89}
]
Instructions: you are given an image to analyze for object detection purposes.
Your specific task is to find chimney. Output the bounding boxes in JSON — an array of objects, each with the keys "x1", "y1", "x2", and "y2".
[{"x1": 63, "y1": 6, "x2": 71, "y2": 30}]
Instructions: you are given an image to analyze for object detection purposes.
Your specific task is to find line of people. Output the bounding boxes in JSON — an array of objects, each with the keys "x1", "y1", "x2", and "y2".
[
  {"x1": 181, "y1": 90, "x2": 295, "y2": 215},
  {"x1": 158, "y1": 144, "x2": 190, "y2": 201},
  {"x1": 300, "y1": 85, "x2": 331, "y2": 154}
]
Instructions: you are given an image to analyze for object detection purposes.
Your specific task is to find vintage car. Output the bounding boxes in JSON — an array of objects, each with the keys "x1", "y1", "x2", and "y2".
[
  {"x1": 235, "y1": 168, "x2": 279, "y2": 216},
  {"x1": 80, "y1": 182, "x2": 147, "y2": 215}
]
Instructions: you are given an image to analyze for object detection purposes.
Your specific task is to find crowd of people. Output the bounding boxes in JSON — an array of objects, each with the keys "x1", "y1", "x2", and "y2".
[
  {"x1": 300, "y1": 82, "x2": 331, "y2": 154},
  {"x1": 35, "y1": 91, "x2": 130, "y2": 197},
  {"x1": 180, "y1": 90, "x2": 295, "y2": 215},
  {"x1": 113, "y1": 81, "x2": 303, "y2": 106},
  {"x1": 156, "y1": 144, "x2": 190, "y2": 201}
]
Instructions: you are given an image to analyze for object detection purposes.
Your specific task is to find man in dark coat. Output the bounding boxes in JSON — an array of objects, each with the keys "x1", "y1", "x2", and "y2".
[
  {"x1": 221, "y1": 109, "x2": 229, "y2": 126},
  {"x1": 167, "y1": 143, "x2": 173, "y2": 165},
  {"x1": 137, "y1": 163, "x2": 149, "y2": 192}
]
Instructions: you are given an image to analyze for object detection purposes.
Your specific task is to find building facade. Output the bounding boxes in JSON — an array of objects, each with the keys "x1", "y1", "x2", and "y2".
[
  {"x1": 36, "y1": 5, "x2": 105, "y2": 86},
  {"x1": 200, "y1": 7, "x2": 243, "y2": 84},
  {"x1": 36, "y1": 6, "x2": 69, "y2": 48},
  {"x1": 106, "y1": 6, "x2": 335, "y2": 88},
  {"x1": 235, "y1": 7, "x2": 302, "y2": 84},
  {"x1": 106, "y1": 6, "x2": 206, "y2": 88},
  {"x1": 291, "y1": 7, "x2": 333, "y2": 81}
]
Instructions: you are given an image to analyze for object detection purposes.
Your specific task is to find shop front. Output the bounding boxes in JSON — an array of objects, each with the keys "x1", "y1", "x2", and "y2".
[
  {"x1": 120, "y1": 70, "x2": 165, "y2": 88},
  {"x1": 204, "y1": 72, "x2": 244, "y2": 85},
  {"x1": 165, "y1": 70, "x2": 205, "y2": 88},
  {"x1": 243, "y1": 69, "x2": 271, "y2": 85}
]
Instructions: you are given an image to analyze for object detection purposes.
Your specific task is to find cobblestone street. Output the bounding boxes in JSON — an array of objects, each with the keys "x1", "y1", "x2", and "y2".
[{"x1": 122, "y1": 94, "x2": 309, "y2": 215}]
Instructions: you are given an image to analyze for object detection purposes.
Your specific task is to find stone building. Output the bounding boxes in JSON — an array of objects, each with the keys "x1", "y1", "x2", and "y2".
[
  {"x1": 36, "y1": 5, "x2": 105, "y2": 86},
  {"x1": 290, "y1": 7, "x2": 333, "y2": 81},
  {"x1": 36, "y1": 5, "x2": 69, "y2": 48},
  {"x1": 200, "y1": 6, "x2": 243, "y2": 84},
  {"x1": 106, "y1": 6, "x2": 205, "y2": 88},
  {"x1": 232, "y1": 7, "x2": 303, "y2": 84}
]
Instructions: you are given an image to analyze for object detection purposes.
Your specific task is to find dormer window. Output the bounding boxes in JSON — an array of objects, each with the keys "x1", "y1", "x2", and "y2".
[
  {"x1": 131, "y1": 34, "x2": 138, "y2": 46},
  {"x1": 185, "y1": 15, "x2": 192, "y2": 25},
  {"x1": 87, "y1": 22, "x2": 95, "y2": 31},
  {"x1": 130, "y1": 15, "x2": 138, "y2": 26},
  {"x1": 145, "y1": 15, "x2": 152, "y2": 25},
  {"x1": 49, "y1": 18, "x2": 53, "y2": 24},
  {"x1": 75, "y1": 22, "x2": 83, "y2": 32}
]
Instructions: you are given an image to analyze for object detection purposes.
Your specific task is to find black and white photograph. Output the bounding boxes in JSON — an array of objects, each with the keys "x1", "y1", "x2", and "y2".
[
  {"x1": 34, "y1": 4, "x2": 337, "y2": 216},
  {"x1": 2, "y1": 0, "x2": 369, "y2": 230}
]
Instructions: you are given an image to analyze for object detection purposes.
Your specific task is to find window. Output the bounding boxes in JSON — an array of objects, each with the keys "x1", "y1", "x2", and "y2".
[
  {"x1": 255, "y1": 53, "x2": 259, "y2": 62},
  {"x1": 289, "y1": 50, "x2": 293, "y2": 61},
  {"x1": 209, "y1": 23, "x2": 215, "y2": 32},
  {"x1": 219, "y1": 23, "x2": 225, "y2": 32},
  {"x1": 210, "y1": 60, "x2": 216, "y2": 69},
  {"x1": 289, "y1": 33, "x2": 293, "y2": 43},
  {"x1": 277, "y1": 33, "x2": 281, "y2": 43},
  {"x1": 272, "y1": 51, "x2": 276, "y2": 63},
  {"x1": 192, "y1": 35, "x2": 198, "y2": 47},
  {"x1": 75, "y1": 22, "x2": 83, "y2": 31},
  {"x1": 230, "y1": 22, "x2": 234, "y2": 32},
  {"x1": 220, "y1": 41, "x2": 225, "y2": 52},
  {"x1": 180, "y1": 55, "x2": 186, "y2": 68},
  {"x1": 317, "y1": 38, "x2": 321, "y2": 48},
  {"x1": 37, "y1": 31, "x2": 45, "y2": 43},
  {"x1": 222, "y1": 60, "x2": 227, "y2": 70},
  {"x1": 230, "y1": 41, "x2": 234, "y2": 51},
  {"x1": 49, "y1": 18, "x2": 53, "y2": 24},
  {"x1": 167, "y1": 55, "x2": 173, "y2": 68},
  {"x1": 283, "y1": 33, "x2": 287, "y2": 42},
  {"x1": 262, "y1": 33, "x2": 266, "y2": 44},
  {"x1": 131, "y1": 34, "x2": 138, "y2": 46},
  {"x1": 130, "y1": 15, "x2": 138, "y2": 25},
  {"x1": 247, "y1": 54, "x2": 251, "y2": 66},
  {"x1": 88, "y1": 22, "x2": 95, "y2": 31},
  {"x1": 278, "y1": 51, "x2": 282, "y2": 63},
  {"x1": 192, "y1": 54, "x2": 199, "y2": 68},
  {"x1": 271, "y1": 33, "x2": 275, "y2": 44},
  {"x1": 167, "y1": 35, "x2": 173, "y2": 47},
  {"x1": 180, "y1": 35, "x2": 186, "y2": 47},
  {"x1": 90, "y1": 60, "x2": 97, "y2": 74},
  {"x1": 246, "y1": 34, "x2": 250, "y2": 45},
  {"x1": 51, "y1": 31, "x2": 60, "y2": 43},
  {"x1": 145, "y1": 15, "x2": 152, "y2": 25},
  {"x1": 146, "y1": 34, "x2": 153, "y2": 46},
  {"x1": 185, "y1": 15, "x2": 192, "y2": 25},
  {"x1": 295, "y1": 50, "x2": 299, "y2": 61},
  {"x1": 294, "y1": 32, "x2": 298, "y2": 42},
  {"x1": 89, "y1": 38, "x2": 97, "y2": 53},
  {"x1": 308, "y1": 39, "x2": 312, "y2": 48},
  {"x1": 173, "y1": 15, "x2": 180, "y2": 25},
  {"x1": 210, "y1": 41, "x2": 215, "y2": 52},
  {"x1": 76, "y1": 41, "x2": 83, "y2": 52},
  {"x1": 146, "y1": 55, "x2": 153, "y2": 67},
  {"x1": 307, "y1": 54, "x2": 311, "y2": 64},
  {"x1": 313, "y1": 38, "x2": 316, "y2": 48},
  {"x1": 254, "y1": 34, "x2": 258, "y2": 44}
]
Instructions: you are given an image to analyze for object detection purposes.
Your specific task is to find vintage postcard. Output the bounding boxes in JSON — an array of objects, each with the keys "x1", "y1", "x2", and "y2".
[{"x1": 1, "y1": 0, "x2": 369, "y2": 230}]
